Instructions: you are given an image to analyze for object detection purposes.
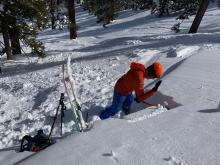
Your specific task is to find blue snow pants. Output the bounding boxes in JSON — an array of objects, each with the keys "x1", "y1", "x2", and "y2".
[{"x1": 100, "y1": 89, "x2": 134, "y2": 120}]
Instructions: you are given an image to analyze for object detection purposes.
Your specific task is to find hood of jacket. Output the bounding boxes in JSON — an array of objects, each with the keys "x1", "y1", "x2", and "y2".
[
  {"x1": 130, "y1": 62, "x2": 145, "y2": 72},
  {"x1": 130, "y1": 62, "x2": 148, "y2": 77}
]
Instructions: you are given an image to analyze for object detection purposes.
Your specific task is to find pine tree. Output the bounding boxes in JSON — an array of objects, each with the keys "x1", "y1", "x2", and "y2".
[
  {"x1": 95, "y1": 0, "x2": 125, "y2": 26},
  {"x1": 150, "y1": 0, "x2": 202, "y2": 32},
  {"x1": 0, "y1": 0, "x2": 50, "y2": 59},
  {"x1": 158, "y1": 0, "x2": 169, "y2": 16},
  {"x1": 152, "y1": 0, "x2": 201, "y2": 17}
]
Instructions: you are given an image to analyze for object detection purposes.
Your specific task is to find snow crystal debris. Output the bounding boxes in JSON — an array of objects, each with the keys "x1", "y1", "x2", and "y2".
[
  {"x1": 164, "y1": 101, "x2": 169, "y2": 108},
  {"x1": 111, "y1": 150, "x2": 115, "y2": 157},
  {"x1": 91, "y1": 115, "x2": 101, "y2": 122},
  {"x1": 128, "y1": 108, "x2": 167, "y2": 123},
  {"x1": 157, "y1": 104, "x2": 164, "y2": 109},
  {"x1": 177, "y1": 46, "x2": 200, "y2": 58},
  {"x1": 203, "y1": 44, "x2": 214, "y2": 49},
  {"x1": 167, "y1": 46, "x2": 200, "y2": 58},
  {"x1": 114, "y1": 56, "x2": 120, "y2": 61},
  {"x1": 167, "y1": 47, "x2": 177, "y2": 57},
  {"x1": 126, "y1": 40, "x2": 143, "y2": 46}
]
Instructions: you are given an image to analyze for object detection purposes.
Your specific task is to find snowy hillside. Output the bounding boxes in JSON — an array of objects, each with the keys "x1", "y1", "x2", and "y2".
[{"x1": 1, "y1": 3, "x2": 220, "y2": 165}]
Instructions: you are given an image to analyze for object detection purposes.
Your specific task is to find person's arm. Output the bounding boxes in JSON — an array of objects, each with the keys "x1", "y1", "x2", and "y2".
[
  {"x1": 134, "y1": 71, "x2": 155, "y2": 102},
  {"x1": 135, "y1": 88, "x2": 155, "y2": 102},
  {"x1": 135, "y1": 80, "x2": 162, "y2": 102}
]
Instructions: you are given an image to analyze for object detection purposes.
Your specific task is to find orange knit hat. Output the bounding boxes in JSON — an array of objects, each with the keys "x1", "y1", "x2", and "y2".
[
  {"x1": 147, "y1": 62, "x2": 163, "y2": 78},
  {"x1": 153, "y1": 62, "x2": 163, "y2": 78}
]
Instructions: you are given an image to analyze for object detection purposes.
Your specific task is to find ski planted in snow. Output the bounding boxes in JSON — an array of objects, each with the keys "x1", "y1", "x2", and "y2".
[{"x1": 62, "y1": 57, "x2": 86, "y2": 132}]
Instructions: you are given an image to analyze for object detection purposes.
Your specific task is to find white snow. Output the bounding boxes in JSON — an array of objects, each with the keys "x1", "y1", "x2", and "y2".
[
  {"x1": 1, "y1": 3, "x2": 220, "y2": 165},
  {"x1": 167, "y1": 46, "x2": 200, "y2": 58}
]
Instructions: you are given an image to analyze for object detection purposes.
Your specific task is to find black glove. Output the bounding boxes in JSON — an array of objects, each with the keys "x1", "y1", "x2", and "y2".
[
  {"x1": 152, "y1": 80, "x2": 162, "y2": 92},
  {"x1": 134, "y1": 97, "x2": 140, "y2": 103}
]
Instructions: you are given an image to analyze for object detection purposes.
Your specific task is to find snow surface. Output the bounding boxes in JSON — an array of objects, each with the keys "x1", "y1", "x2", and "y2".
[{"x1": 1, "y1": 3, "x2": 220, "y2": 165}]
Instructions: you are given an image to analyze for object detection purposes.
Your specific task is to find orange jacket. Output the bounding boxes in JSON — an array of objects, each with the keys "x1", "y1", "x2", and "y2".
[{"x1": 115, "y1": 62, "x2": 155, "y2": 102}]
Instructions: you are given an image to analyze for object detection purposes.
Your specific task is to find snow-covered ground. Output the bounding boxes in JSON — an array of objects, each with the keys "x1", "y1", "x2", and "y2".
[{"x1": 1, "y1": 3, "x2": 220, "y2": 165}]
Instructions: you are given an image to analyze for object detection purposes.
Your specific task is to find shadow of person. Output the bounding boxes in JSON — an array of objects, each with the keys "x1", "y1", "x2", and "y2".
[
  {"x1": 82, "y1": 90, "x2": 182, "y2": 118},
  {"x1": 130, "y1": 90, "x2": 182, "y2": 114},
  {"x1": 151, "y1": 91, "x2": 182, "y2": 109},
  {"x1": 82, "y1": 104, "x2": 104, "y2": 122}
]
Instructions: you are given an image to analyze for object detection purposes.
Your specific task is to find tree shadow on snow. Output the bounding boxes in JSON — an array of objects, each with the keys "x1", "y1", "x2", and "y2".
[
  {"x1": 43, "y1": 107, "x2": 79, "y2": 134},
  {"x1": 79, "y1": 14, "x2": 172, "y2": 37},
  {"x1": 32, "y1": 85, "x2": 58, "y2": 110},
  {"x1": 0, "y1": 145, "x2": 20, "y2": 152},
  {"x1": 198, "y1": 109, "x2": 219, "y2": 113},
  {"x1": 13, "y1": 151, "x2": 42, "y2": 165},
  {"x1": 44, "y1": 108, "x2": 74, "y2": 125}
]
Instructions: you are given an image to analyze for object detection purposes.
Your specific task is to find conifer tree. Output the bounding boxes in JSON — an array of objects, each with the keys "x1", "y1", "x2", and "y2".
[
  {"x1": 152, "y1": 0, "x2": 201, "y2": 17},
  {"x1": 158, "y1": 0, "x2": 169, "y2": 16},
  {"x1": 95, "y1": 0, "x2": 125, "y2": 26},
  {"x1": 0, "y1": 0, "x2": 49, "y2": 59}
]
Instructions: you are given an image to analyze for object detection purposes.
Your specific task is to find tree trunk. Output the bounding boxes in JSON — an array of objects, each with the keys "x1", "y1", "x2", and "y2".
[
  {"x1": 1, "y1": 0, "x2": 12, "y2": 59},
  {"x1": 9, "y1": 9, "x2": 22, "y2": 55},
  {"x1": 12, "y1": 38, "x2": 21, "y2": 56},
  {"x1": 3, "y1": 31, "x2": 13, "y2": 60},
  {"x1": 68, "y1": 0, "x2": 77, "y2": 39},
  {"x1": 51, "y1": 0, "x2": 57, "y2": 29},
  {"x1": 188, "y1": 0, "x2": 209, "y2": 33},
  {"x1": 9, "y1": 18, "x2": 22, "y2": 55},
  {"x1": 51, "y1": 11, "x2": 56, "y2": 29},
  {"x1": 10, "y1": 34, "x2": 21, "y2": 55}
]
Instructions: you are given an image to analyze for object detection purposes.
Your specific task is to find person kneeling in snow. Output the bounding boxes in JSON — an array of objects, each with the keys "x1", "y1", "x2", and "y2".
[{"x1": 100, "y1": 62, "x2": 163, "y2": 120}]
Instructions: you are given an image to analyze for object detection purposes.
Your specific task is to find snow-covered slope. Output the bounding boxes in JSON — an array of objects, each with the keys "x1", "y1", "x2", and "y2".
[
  {"x1": 1, "y1": 3, "x2": 220, "y2": 165},
  {"x1": 12, "y1": 47, "x2": 220, "y2": 165}
]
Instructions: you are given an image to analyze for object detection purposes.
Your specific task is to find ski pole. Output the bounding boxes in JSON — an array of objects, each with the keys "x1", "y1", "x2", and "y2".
[
  {"x1": 60, "y1": 112, "x2": 63, "y2": 136},
  {"x1": 49, "y1": 93, "x2": 64, "y2": 138},
  {"x1": 60, "y1": 99, "x2": 66, "y2": 136}
]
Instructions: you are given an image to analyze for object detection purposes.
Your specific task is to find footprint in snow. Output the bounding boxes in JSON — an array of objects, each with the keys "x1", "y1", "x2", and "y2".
[
  {"x1": 102, "y1": 150, "x2": 119, "y2": 163},
  {"x1": 163, "y1": 156, "x2": 185, "y2": 165},
  {"x1": 102, "y1": 150, "x2": 115, "y2": 157}
]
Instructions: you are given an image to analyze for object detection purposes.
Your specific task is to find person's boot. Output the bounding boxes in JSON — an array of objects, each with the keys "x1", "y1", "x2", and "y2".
[{"x1": 123, "y1": 106, "x2": 130, "y2": 115}]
